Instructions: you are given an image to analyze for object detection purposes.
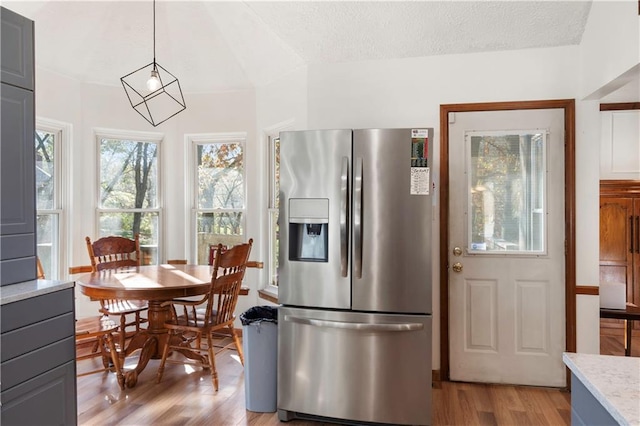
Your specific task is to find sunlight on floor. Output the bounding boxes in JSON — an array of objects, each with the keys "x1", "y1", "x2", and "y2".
[
  {"x1": 182, "y1": 364, "x2": 197, "y2": 374},
  {"x1": 230, "y1": 353, "x2": 242, "y2": 364}
]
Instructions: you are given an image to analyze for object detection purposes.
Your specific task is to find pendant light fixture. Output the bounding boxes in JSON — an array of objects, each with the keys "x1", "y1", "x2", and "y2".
[{"x1": 121, "y1": 0, "x2": 186, "y2": 127}]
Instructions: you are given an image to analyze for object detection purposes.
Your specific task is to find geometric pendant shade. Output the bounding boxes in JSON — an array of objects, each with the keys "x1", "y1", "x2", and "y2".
[
  {"x1": 120, "y1": 0, "x2": 186, "y2": 127},
  {"x1": 121, "y1": 61, "x2": 186, "y2": 127}
]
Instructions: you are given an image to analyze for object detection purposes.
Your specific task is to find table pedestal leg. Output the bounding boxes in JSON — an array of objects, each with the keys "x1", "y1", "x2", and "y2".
[
  {"x1": 624, "y1": 319, "x2": 632, "y2": 356},
  {"x1": 122, "y1": 300, "x2": 173, "y2": 387}
]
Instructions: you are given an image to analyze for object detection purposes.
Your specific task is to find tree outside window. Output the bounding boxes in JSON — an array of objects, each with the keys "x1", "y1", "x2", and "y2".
[
  {"x1": 98, "y1": 136, "x2": 160, "y2": 264},
  {"x1": 268, "y1": 136, "x2": 280, "y2": 287},
  {"x1": 468, "y1": 132, "x2": 545, "y2": 253},
  {"x1": 194, "y1": 137, "x2": 245, "y2": 264},
  {"x1": 35, "y1": 129, "x2": 60, "y2": 278}
]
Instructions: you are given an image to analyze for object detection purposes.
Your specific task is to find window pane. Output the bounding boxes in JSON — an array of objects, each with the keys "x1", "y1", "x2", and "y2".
[
  {"x1": 269, "y1": 210, "x2": 279, "y2": 286},
  {"x1": 468, "y1": 132, "x2": 546, "y2": 253},
  {"x1": 35, "y1": 130, "x2": 55, "y2": 210},
  {"x1": 271, "y1": 137, "x2": 280, "y2": 209},
  {"x1": 268, "y1": 136, "x2": 280, "y2": 287},
  {"x1": 196, "y1": 212, "x2": 244, "y2": 264},
  {"x1": 36, "y1": 213, "x2": 58, "y2": 278},
  {"x1": 197, "y1": 143, "x2": 244, "y2": 209},
  {"x1": 100, "y1": 139, "x2": 158, "y2": 209},
  {"x1": 99, "y1": 212, "x2": 159, "y2": 264}
]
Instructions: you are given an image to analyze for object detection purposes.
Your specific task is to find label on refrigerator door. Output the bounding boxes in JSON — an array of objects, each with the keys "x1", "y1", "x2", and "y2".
[
  {"x1": 410, "y1": 167, "x2": 430, "y2": 195},
  {"x1": 411, "y1": 129, "x2": 428, "y2": 167},
  {"x1": 411, "y1": 129, "x2": 429, "y2": 138}
]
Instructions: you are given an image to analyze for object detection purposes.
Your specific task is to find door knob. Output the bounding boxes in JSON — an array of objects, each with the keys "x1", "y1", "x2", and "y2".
[
  {"x1": 452, "y1": 262, "x2": 463, "y2": 273},
  {"x1": 453, "y1": 246, "x2": 462, "y2": 256}
]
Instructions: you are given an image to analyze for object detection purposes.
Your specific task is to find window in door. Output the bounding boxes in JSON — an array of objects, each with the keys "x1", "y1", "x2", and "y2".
[
  {"x1": 190, "y1": 133, "x2": 246, "y2": 264},
  {"x1": 466, "y1": 130, "x2": 546, "y2": 254},
  {"x1": 97, "y1": 132, "x2": 161, "y2": 264},
  {"x1": 35, "y1": 120, "x2": 68, "y2": 279}
]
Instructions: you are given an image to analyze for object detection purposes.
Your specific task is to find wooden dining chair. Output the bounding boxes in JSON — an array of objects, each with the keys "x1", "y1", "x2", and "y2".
[
  {"x1": 36, "y1": 257, "x2": 45, "y2": 279},
  {"x1": 85, "y1": 235, "x2": 149, "y2": 360},
  {"x1": 39, "y1": 266, "x2": 124, "y2": 389},
  {"x1": 170, "y1": 248, "x2": 228, "y2": 323},
  {"x1": 208, "y1": 244, "x2": 228, "y2": 266},
  {"x1": 75, "y1": 316, "x2": 125, "y2": 389},
  {"x1": 156, "y1": 239, "x2": 253, "y2": 391},
  {"x1": 167, "y1": 253, "x2": 259, "y2": 339}
]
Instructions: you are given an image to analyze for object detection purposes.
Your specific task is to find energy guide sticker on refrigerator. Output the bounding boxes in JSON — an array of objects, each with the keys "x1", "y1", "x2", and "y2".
[
  {"x1": 411, "y1": 128, "x2": 430, "y2": 195},
  {"x1": 277, "y1": 128, "x2": 434, "y2": 426}
]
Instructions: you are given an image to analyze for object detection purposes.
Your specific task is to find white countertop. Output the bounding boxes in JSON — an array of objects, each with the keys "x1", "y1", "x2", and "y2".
[
  {"x1": 0, "y1": 279, "x2": 74, "y2": 305},
  {"x1": 563, "y1": 352, "x2": 640, "y2": 426}
]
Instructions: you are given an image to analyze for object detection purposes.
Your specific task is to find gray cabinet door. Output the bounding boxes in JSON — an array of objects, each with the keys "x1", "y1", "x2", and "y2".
[
  {"x1": 1, "y1": 361, "x2": 77, "y2": 426},
  {"x1": 0, "y1": 289, "x2": 78, "y2": 425},
  {"x1": 0, "y1": 82, "x2": 36, "y2": 285},
  {"x1": 0, "y1": 7, "x2": 34, "y2": 90}
]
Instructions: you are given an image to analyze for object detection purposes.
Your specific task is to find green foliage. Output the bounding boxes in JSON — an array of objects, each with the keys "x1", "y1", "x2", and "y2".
[{"x1": 99, "y1": 139, "x2": 158, "y2": 241}]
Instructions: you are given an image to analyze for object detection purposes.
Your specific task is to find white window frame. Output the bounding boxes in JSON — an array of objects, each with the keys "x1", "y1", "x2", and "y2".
[
  {"x1": 267, "y1": 134, "x2": 279, "y2": 289},
  {"x1": 263, "y1": 120, "x2": 294, "y2": 295},
  {"x1": 186, "y1": 132, "x2": 247, "y2": 264},
  {"x1": 35, "y1": 118, "x2": 70, "y2": 280},
  {"x1": 94, "y1": 128, "x2": 164, "y2": 262}
]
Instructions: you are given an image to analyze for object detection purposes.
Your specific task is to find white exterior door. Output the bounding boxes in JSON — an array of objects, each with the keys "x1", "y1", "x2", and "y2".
[{"x1": 448, "y1": 108, "x2": 566, "y2": 386}]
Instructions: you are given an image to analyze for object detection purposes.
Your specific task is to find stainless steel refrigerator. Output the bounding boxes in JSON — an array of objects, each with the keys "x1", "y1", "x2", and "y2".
[{"x1": 277, "y1": 128, "x2": 433, "y2": 426}]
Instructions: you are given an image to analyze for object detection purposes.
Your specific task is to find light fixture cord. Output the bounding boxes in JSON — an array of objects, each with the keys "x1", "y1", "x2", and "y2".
[{"x1": 152, "y1": 0, "x2": 156, "y2": 67}]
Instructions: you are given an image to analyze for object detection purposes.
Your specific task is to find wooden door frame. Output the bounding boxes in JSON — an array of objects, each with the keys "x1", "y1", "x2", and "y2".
[{"x1": 439, "y1": 99, "x2": 576, "y2": 382}]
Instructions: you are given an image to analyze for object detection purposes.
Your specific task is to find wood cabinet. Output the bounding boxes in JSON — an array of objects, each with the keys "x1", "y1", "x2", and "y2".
[
  {"x1": 0, "y1": 6, "x2": 36, "y2": 286},
  {"x1": 600, "y1": 196, "x2": 640, "y2": 303},
  {"x1": 600, "y1": 181, "x2": 640, "y2": 333}
]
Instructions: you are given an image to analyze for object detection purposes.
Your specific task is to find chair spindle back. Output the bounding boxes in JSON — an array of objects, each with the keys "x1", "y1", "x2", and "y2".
[
  {"x1": 203, "y1": 239, "x2": 253, "y2": 326},
  {"x1": 86, "y1": 235, "x2": 141, "y2": 272}
]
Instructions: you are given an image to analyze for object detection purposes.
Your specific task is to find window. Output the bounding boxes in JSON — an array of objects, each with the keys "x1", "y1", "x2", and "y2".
[
  {"x1": 190, "y1": 133, "x2": 246, "y2": 264},
  {"x1": 466, "y1": 130, "x2": 546, "y2": 254},
  {"x1": 35, "y1": 120, "x2": 69, "y2": 279},
  {"x1": 97, "y1": 131, "x2": 161, "y2": 264},
  {"x1": 263, "y1": 120, "x2": 293, "y2": 292},
  {"x1": 268, "y1": 135, "x2": 280, "y2": 287}
]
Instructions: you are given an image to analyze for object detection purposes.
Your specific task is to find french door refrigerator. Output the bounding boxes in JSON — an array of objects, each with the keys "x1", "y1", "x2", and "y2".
[{"x1": 277, "y1": 128, "x2": 433, "y2": 426}]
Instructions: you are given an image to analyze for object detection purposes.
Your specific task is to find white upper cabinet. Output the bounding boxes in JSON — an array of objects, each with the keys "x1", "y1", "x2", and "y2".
[{"x1": 600, "y1": 109, "x2": 640, "y2": 180}]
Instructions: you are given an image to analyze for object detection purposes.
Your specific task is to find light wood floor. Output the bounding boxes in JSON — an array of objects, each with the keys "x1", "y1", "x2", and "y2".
[
  {"x1": 76, "y1": 326, "x2": 638, "y2": 426},
  {"x1": 600, "y1": 322, "x2": 640, "y2": 357}
]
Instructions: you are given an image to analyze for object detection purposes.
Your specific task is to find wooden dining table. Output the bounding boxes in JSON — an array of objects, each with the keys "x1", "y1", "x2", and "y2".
[
  {"x1": 76, "y1": 264, "x2": 236, "y2": 388},
  {"x1": 600, "y1": 303, "x2": 640, "y2": 357}
]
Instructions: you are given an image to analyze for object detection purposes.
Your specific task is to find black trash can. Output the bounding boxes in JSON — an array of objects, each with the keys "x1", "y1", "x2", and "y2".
[{"x1": 240, "y1": 306, "x2": 278, "y2": 412}]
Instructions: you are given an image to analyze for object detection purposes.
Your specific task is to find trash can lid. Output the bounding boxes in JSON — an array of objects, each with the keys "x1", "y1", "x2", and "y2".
[{"x1": 240, "y1": 305, "x2": 278, "y2": 325}]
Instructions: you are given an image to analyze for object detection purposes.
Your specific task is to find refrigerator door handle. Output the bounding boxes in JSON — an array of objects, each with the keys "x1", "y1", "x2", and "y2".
[
  {"x1": 354, "y1": 157, "x2": 363, "y2": 278},
  {"x1": 284, "y1": 315, "x2": 424, "y2": 332},
  {"x1": 340, "y1": 156, "x2": 349, "y2": 277}
]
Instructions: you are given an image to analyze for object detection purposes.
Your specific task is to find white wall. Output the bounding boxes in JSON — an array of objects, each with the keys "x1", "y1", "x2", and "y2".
[
  {"x1": 255, "y1": 67, "x2": 309, "y2": 290},
  {"x1": 580, "y1": 0, "x2": 640, "y2": 98},
  {"x1": 575, "y1": 0, "x2": 640, "y2": 352},
  {"x1": 299, "y1": 45, "x2": 602, "y2": 368},
  {"x1": 575, "y1": 99, "x2": 602, "y2": 353}
]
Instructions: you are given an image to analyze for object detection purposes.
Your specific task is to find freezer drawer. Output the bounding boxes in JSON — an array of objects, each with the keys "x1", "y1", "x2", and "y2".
[{"x1": 278, "y1": 307, "x2": 432, "y2": 425}]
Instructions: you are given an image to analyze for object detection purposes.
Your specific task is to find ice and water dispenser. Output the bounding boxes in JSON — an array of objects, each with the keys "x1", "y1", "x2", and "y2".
[{"x1": 288, "y1": 198, "x2": 329, "y2": 262}]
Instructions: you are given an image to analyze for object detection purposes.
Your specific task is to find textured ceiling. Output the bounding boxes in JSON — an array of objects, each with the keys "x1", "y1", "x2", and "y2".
[{"x1": 3, "y1": 1, "x2": 594, "y2": 94}]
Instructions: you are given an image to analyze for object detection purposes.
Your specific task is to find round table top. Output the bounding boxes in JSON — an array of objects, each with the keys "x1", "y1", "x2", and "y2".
[{"x1": 76, "y1": 264, "x2": 215, "y2": 300}]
